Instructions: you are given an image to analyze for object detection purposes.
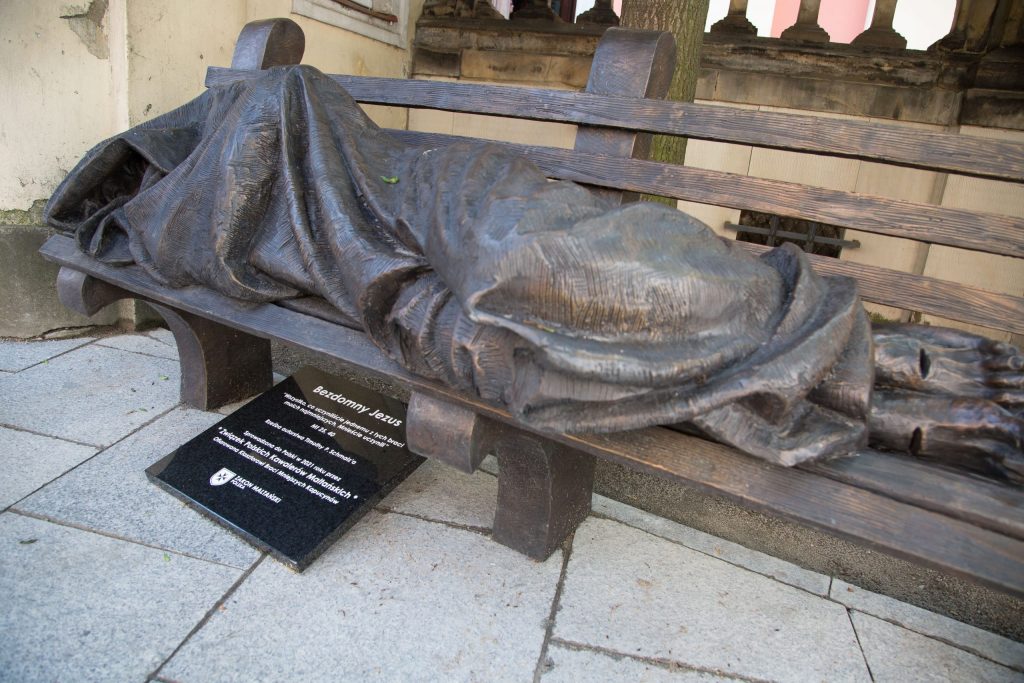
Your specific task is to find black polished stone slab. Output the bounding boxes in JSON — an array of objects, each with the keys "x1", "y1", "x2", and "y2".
[{"x1": 147, "y1": 366, "x2": 422, "y2": 570}]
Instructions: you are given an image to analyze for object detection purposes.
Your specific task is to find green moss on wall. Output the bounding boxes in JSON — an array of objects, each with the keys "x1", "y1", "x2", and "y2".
[{"x1": 0, "y1": 199, "x2": 48, "y2": 226}]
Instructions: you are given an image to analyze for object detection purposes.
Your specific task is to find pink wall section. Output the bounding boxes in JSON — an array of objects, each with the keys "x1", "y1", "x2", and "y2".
[
  {"x1": 771, "y1": 0, "x2": 800, "y2": 37},
  {"x1": 771, "y1": 0, "x2": 873, "y2": 43},
  {"x1": 819, "y1": 0, "x2": 872, "y2": 42}
]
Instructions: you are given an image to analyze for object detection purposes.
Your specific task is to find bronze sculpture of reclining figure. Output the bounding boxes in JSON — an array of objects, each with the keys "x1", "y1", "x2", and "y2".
[{"x1": 44, "y1": 65, "x2": 1024, "y2": 483}]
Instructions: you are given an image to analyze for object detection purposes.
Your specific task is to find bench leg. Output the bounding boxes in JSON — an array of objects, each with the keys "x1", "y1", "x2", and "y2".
[
  {"x1": 57, "y1": 267, "x2": 131, "y2": 316},
  {"x1": 406, "y1": 392, "x2": 490, "y2": 473},
  {"x1": 57, "y1": 267, "x2": 272, "y2": 410},
  {"x1": 489, "y1": 423, "x2": 595, "y2": 560},
  {"x1": 406, "y1": 392, "x2": 595, "y2": 560},
  {"x1": 149, "y1": 303, "x2": 273, "y2": 411}
]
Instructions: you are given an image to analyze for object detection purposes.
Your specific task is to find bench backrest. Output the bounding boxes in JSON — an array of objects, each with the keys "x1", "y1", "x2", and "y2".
[{"x1": 207, "y1": 23, "x2": 1024, "y2": 340}]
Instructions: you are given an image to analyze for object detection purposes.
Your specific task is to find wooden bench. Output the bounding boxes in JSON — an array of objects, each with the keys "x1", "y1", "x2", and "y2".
[{"x1": 41, "y1": 18, "x2": 1024, "y2": 597}]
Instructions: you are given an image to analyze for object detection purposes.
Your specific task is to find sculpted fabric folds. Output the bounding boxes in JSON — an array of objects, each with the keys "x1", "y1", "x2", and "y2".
[{"x1": 45, "y1": 65, "x2": 872, "y2": 466}]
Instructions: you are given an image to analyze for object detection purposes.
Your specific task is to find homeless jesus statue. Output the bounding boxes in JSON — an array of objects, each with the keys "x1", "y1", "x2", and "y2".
[{"x1": 43, "y1": 65, "x2": 1024, "y2": 484}]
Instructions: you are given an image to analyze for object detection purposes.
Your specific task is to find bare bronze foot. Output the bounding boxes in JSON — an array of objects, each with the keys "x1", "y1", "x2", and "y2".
[
  {"x1": 869, "y1": 389, "x2": 1024, "y2": 484},
  {"x1": 873, "y1": 323, "x2": 1024, "y2": 410},
  {"x1": 868, "y1": 324, "x2": 1024, "y2": 484}
]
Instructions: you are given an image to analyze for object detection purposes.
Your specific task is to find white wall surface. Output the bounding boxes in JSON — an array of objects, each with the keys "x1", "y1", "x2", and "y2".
[{"x1": 0, "y1": 0, "x2": 423, "y2": 212}]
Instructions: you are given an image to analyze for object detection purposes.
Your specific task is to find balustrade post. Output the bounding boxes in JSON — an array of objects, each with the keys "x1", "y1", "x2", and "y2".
[
  {"x1": 472, "y1": 0, "x2": 504, "y2": 19},
  {"x1": 931, "y1": 0, "x2": 1001, "y2": 51},
  {"x1": 931, "y1": 0, "x2": 970, "y2": 50},
  {"x1": 1005, "y1": 2, "x2": 1024, "y2": 47},
  {"x1": 422, "y1": 0, "x2": 505, "y2": 19},
  {"x1": 710, "y1": 0, "x2": 757, "y2": 36},
  {"x1": 851, "y1": 0, "x2": 907, "y2": 49},
  {"x1": 779, "y1": 0, "x2": 829, "y2": 43},
  {"x1": 510, "y1": 0, "x2": 558, "y2": 21},
  {"x1": 988, "y1": 0, "x2": 1024, "y2": 48},
  {"x1": 577, "y1": 0, "x2": 619, "y2": 26}
]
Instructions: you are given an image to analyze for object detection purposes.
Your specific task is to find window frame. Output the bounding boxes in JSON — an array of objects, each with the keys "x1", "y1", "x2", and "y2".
[{"x1": 292, "y1": 0, "x2": 409, "y2": 49}]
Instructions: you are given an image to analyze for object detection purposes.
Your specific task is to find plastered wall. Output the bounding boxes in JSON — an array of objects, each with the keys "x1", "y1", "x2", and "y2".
[
  {"x1": 1, "y1": 0, "x2": 424, "y2": 216},
  {"x1": 0, "y1": 0, "x2": 421, "y2": 336},
  {"x1": 1, "y1": 0, "x2": 121, "y2": 213}
]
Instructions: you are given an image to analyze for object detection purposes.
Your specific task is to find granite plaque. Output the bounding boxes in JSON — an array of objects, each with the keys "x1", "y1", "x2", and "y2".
[{"x1": 146, "y1": 366, "x2": 423, "y2": 570}]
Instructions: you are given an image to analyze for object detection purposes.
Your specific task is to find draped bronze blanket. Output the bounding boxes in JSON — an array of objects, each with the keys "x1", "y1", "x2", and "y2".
[{"x1": 45, "y1": 65, "x2": 1022, "y2": 478}]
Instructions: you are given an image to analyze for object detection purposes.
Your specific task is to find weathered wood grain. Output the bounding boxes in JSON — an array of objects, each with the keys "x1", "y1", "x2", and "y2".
[
  {"x1": 203, "y1": 67, "x2": 1024, "y2": 183},
  {"x1": 204, "y1": 50, "x2": 1024, "y2": 332},
  {"x1": 805, "y1": 451, "x2": 1024, "y2": 542},
  {"x1": 573, "y1": 27, "x2": 675, "y2": 204},
  {"x1": 39, "y1": 235, "x2": 1024, "y2": 596},
  {"x1": 733, "y1": 241, "x2": 1024, "y2": 336}
]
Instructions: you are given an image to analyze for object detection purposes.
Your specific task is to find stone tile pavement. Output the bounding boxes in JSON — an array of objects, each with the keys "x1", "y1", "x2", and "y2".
[{"x1": 1, "y1": 331, "x2": 1022, "y2": 682}]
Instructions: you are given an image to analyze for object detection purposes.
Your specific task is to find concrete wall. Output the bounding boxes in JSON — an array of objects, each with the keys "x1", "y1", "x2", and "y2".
[
  {"x1": 1, "y1": 1, "x2": 121, "y2": 216},
  {"x1": 1, "y1": 0, "x2": 124, "y2": 335},
  {"x1": 0, "y1": 0, "x2": 422, "y2": 337}
]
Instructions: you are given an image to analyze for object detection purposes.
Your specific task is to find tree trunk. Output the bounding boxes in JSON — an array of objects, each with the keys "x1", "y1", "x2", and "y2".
[{"x1": 620, "y1": 0, "x2": 710, "y2": 204}]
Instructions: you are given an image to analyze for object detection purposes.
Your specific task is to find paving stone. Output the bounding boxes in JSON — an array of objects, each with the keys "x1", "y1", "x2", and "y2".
[
  {"x1": 0, "y1": 513, "x2": 241, "y2": 683},
  {"x1": 852, "y1": 611, "x2": 1024, "y2": 682},
  {"x1": 380, "y1": 458, "x2": 498, "y2": 529},
  {"x1": 96, "y1": 333, "x2": 179, "y2": 360},
  {"x1": 144, "y1": 327, "x2": 176, "y2": 346},
  {"x1": 0, "y1": 343, "x2": 180, "y2": 447},
  {"x1": 479, "y1": 453, "x2": 499, "y2": 476},
  {"x1": 542, "y1": 643, "x2": 732, "y2": 682},
  {"x1": 593, "y1": 495, "x2": 830, "y2": 596},
  {"x1": 554, "y1": 517, "x2": 870, "y2": 683},
  {"x1": 163, "y1": 511, "x2": 563, "y2": 682},
  {"x1": 0, "y1": 336, "x2": 93, "y2": 372},
  {"x1": 833, "y1": 580, "x2": 1024, "y2": 671},
  {"x1": 15, "y1": 407, "x2": 260, "y2": 568},
  {"x1": 214, "y1": 396, "x2": 254, "y2": 415},
  {"x1": 0, "y1": 427, "x2": 97, "y2": 509}
]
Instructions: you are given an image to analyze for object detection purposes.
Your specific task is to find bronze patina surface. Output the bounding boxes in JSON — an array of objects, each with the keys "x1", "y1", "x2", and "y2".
[{"x1": 44, "y1": 65, "x2": 1023, "y2": 481}]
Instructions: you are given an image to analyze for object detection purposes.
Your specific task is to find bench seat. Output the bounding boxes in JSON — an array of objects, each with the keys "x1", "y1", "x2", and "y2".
[{"x1": 39, "y1": 234, "x2": 1024, "y2": 596}]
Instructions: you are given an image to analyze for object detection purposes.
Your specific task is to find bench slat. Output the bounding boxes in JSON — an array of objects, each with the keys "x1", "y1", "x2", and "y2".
[
  {"x1": 580, "y1": 427, "x2": 1024, "y2": 597},
  {"x1": 391, "y1": 130, "x2": 1024, "y2": 261},
  {"x1": 205, "y1": 67, "x2": 1024, "y2": 184},
  {"x1": 804, "y1": 451, "x2": 1024, "y2": 541},
  {"x1": 39, "y1": 234, "x2": 1024, "y2": 597},
  {"x1": 733, "y1": 242, "x2": 1024, "y2": 336}
]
